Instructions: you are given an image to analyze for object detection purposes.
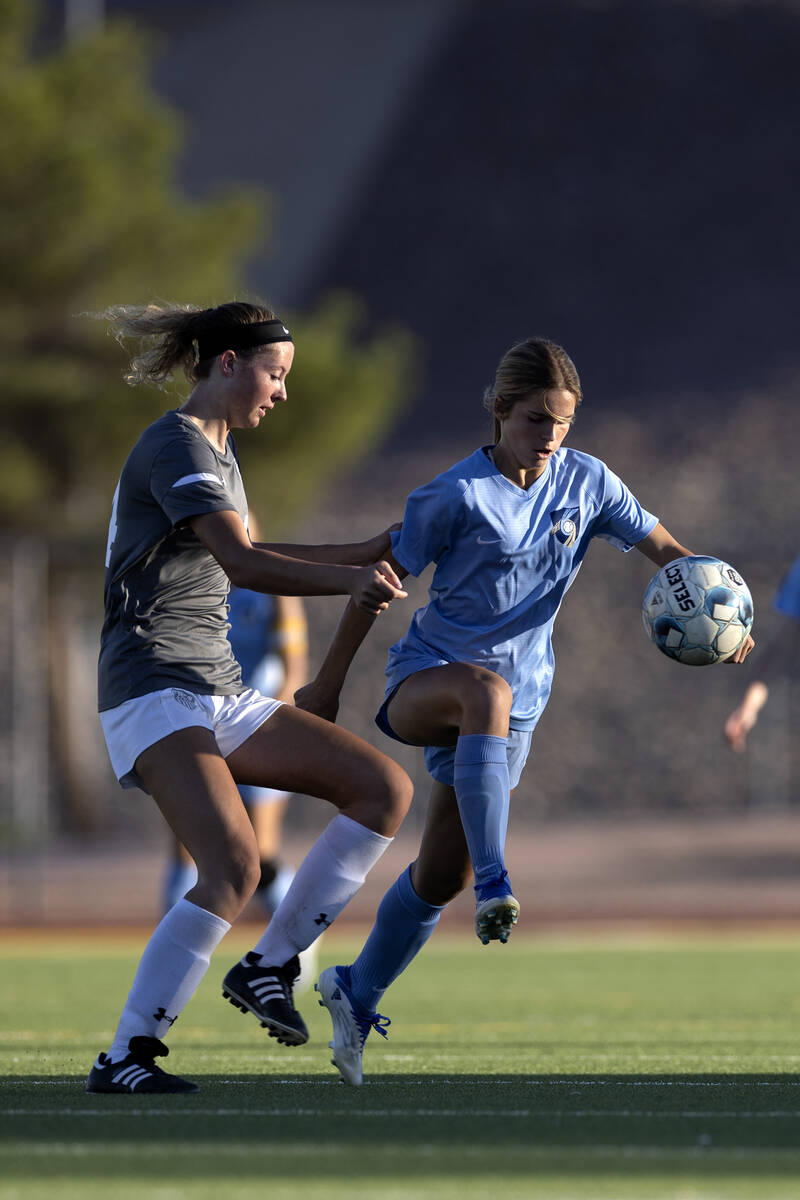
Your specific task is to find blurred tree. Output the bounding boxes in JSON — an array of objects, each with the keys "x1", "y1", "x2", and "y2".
[
  {"x1": 0, "y1": 0, "x2": 415, "y2": 534},
  {"x1": 243, "y1": 292, "x2": 415, "y2": 531}
]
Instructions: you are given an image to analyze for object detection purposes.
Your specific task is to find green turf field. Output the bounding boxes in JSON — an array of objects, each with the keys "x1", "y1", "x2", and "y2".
[{"x1": 2, "y1": 928, "x2": 800, "y2": 1200}]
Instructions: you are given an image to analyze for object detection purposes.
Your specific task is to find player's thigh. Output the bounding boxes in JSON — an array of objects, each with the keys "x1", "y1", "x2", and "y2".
[
  {"x1": 135, "y1": 725, "x2": 258, "y2": 877},
  {"x1": 226, "y1": 703, "x2": 411, "y2": 818},
  {"x1": 387, "y1": 663, "x2": 512, "y2": 744},
  {"x1": 411, "y1": 782, "x2": 472, "y2": 905}
]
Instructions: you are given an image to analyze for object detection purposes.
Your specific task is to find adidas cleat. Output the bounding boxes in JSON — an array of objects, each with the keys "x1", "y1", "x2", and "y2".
[
  {"x1": 315, "y1": 964, "x2": 390, "y2": 1087},
  {"x1": 222, "y1": 951, "x2": 309, "y2": 1045},
  {"x1": 474, "y1": 871, "x2": 520, "y2": 944},
  {"x1": 86, "y1": 1036, "x2": 198, "y2": 1095}
]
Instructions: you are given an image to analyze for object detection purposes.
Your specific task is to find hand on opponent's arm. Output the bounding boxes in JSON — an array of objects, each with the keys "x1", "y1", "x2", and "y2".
[
  {"x1": 295, "y1": 549, "x2": 409, "y2": 724},
  {"x1": 635, "y1": 522, "x2": 755, "y2": 664},
  {"x1": 255, "y1": 522, "x2": 402, "y2": 567},
  {"x1": 190, "y1": 510, "x2": 407, "y2": 614}
]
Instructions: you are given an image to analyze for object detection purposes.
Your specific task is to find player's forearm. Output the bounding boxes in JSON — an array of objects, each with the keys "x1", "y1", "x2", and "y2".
[
  {"x1": 230, "y1": 548, "x2": 358, "y2": 596},
  {"x1": 256, "y1": 531, "x2": 390, "y2": 567},
  {"x1": 635, "y1": 522, "x2": 694, "y2": 568},
  {"x1": 315, "y1": 599, "x2": 379, "y2": 691},
  {"x1": 192, "y1": 510, "x2": 404, "y2": 611}
]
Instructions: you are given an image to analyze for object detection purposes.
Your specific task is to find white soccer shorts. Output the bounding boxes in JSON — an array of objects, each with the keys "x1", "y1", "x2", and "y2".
[{"x1": 100, "y1": 687, "x2": 282, "y2": 793}]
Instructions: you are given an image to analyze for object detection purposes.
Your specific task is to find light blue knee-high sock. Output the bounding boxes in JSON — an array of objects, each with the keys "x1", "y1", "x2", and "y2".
[
  {"x1": 453, "y1": 733, "x2": 510, "y2": 890},
  {"x1": 348, "y1": 866, "x2": 444, "y2": 1013}
]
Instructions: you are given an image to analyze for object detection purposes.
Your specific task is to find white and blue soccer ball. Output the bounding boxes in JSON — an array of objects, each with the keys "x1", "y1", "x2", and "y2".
[{"x1": 642, "y1": 555, "x2": 753, "y2": 666}]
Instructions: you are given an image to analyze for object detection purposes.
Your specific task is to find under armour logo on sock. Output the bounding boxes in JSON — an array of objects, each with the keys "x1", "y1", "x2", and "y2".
[
  {"x1": 153, "y1": 1007, "x2": 178, "y2": 1026},
  {"x1": 314, "y1": 913, "x2": 332, "y2": 927}
]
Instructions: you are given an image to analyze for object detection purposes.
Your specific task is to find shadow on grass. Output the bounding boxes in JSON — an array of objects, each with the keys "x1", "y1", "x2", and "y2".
[{"x1": 3, "y1": 1072, "x2": 800, "y2": 1182}]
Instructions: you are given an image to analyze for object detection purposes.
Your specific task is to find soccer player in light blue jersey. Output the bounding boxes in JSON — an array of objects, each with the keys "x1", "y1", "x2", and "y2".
[
  {"x1": 85, "y1": 301, "x2": 412, "y2": 1096},
  {"x1": 725, "y1": 555, "x2": 800, "y2": 751},
  {"x1": 298, "y1": 336, "x2": 754, "y2": 1084}
]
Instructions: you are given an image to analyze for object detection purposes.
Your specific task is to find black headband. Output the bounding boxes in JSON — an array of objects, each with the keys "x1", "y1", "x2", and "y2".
[{"x1": 197, "y1": 319, "x2": 293, "y2": 361}]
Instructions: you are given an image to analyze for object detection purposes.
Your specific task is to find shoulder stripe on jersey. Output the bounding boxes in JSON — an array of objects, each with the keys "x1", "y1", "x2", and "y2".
[{"x1": 171, "y1": 472, "x2": 224, "y2": 489}]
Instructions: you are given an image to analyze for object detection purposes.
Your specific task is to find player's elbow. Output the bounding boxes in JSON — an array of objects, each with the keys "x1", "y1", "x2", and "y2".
[{"x1": 221, "y1": 548, "x2": 257, "y2": 590}]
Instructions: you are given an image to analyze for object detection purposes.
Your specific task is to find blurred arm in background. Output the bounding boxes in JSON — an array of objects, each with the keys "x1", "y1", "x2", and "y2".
[
  {"x1": 725, "y1": 555, "x2": 800, "y2": 749},
  {"x1": 271, "y1": 593, "x2": 309, "y2": 703}
]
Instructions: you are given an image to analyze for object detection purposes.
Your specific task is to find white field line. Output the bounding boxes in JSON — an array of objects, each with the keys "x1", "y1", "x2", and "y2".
[
  {"x1": 6, "y1": 1076, "x2": 800, "y2": 1087},
  {"x1": 3, "y1": 1107, "x2": 800, "y2": 1119},
  {"x1": 3, "y1": 1143, "x2": 800, "y2": 1162}
]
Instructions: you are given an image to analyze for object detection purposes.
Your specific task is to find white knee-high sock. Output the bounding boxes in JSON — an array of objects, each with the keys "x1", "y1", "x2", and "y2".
[
  {"x1": 108, "y1": 899, "x2": 230, "y2": 1060},
  {"x1": 250, "y1": 814, "x2": 393, "y2": 965}
]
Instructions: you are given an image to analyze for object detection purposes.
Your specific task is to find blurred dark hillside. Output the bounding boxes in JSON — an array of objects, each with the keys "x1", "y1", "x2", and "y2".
[
  {"x1": 305, "y1": 0, "x2": 800, "y2": 448},
  {"x1": 52, "y1": 0, "x2": 798, "y2": 448}
]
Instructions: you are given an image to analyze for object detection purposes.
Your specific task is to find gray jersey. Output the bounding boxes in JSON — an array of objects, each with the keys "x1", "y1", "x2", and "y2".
[{"x1": 98, "y1": 410, "x2": 248, "y2": 711}]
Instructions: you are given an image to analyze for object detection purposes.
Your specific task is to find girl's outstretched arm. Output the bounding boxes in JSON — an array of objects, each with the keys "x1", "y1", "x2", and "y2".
[
  {"x1": 634, "y1": 522, "x2": 694, "y2": 567},
  {"x1": 191, "y1": 510, "x2": 406, "y2": 615},
  {"x1": 255, "y1": 525, "x2": 400, "y2": 567},
  {"x1": 295, "y1": 550, "x2": 409, "y2": 724}
]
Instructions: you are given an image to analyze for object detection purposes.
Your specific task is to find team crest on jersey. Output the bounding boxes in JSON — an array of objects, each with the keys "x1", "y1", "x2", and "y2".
[{"x1": 550, "y1": 509, "x2": 579, "y2": 547}]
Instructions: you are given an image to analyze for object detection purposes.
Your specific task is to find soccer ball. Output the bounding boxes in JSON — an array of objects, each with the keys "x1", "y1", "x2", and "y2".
[{"x1": 642, "y1": 555, "x2": 753, "y2": 666}]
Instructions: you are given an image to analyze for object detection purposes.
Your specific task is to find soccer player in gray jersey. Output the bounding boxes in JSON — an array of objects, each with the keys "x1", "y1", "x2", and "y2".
[{"x1": 86, "y1": 301, "x2": 412, "y2": 1095}]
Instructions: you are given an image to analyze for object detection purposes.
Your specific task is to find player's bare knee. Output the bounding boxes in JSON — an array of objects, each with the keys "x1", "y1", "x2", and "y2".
[
  {"x1": 342, "y1": 758, "x2": 412, "y2": 837},
  {"x1": 459, "y1": 667, "x2": 512, "y2": 729},
  {"x1": 371, "y1": 758, "x2": 413, "y2": 835},
  {"x1": 387, "y1": 760, "x2": 414, "y2": 828},
  {"x1": 233, "y1": 848, "x2": 261, "y2": 903},
  {"x1": 198, "y1": 841, "x2": 260, "y2": 907}
]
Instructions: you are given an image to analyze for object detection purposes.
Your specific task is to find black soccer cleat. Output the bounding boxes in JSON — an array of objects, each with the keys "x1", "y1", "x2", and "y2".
[
  {"x1": 85, "y1": 1036, "x2": 199, "y2": 1095},
  {"x1": 222, "y1": 952, "x2": 309, "y2": 1046}
]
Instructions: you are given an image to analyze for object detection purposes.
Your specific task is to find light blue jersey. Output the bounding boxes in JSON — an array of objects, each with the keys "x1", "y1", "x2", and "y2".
[
  {"x1": 774, "y1": 556, "x2": 800, "y2": 622},
  {"x1": 386, "y1": 445, "x2": 658, "y2": 732}
]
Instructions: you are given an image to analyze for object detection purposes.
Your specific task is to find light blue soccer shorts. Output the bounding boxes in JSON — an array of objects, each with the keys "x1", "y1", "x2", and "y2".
[{"x1": 375, "y1": 688, "x2": 532, "y2": 789}]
